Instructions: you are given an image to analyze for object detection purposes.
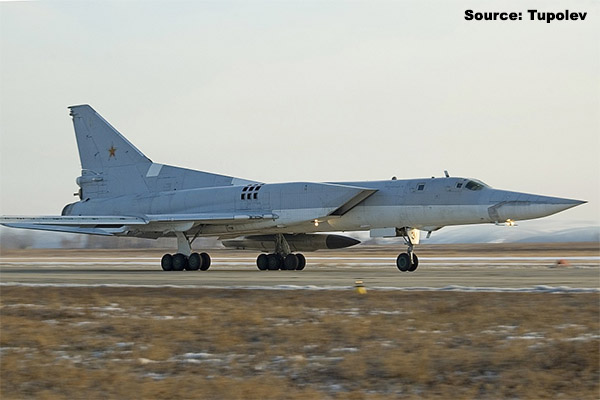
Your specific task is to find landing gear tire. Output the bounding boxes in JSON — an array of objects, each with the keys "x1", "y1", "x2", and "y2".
[
  {"x1": 188, "y1": 253, "x2": 201, "y2": 271},
  {"x1": 257, "y1": 254, "x2": 269, "y2": 270},
  {"x1": 408, "y1": 254, "x2": 419, "y2": 272},
  {"x1": 161, "y1": 254, "x2": 173, "y2": 271},
  {"x1": 296, "y1": 253, "x2": 306, "y2": 270},
  {"x1": 267, "y1": 254, "x2": 282, "y2": 270},
  {"x1": 172, "y1": 253, "x2": 188, "y2": 271},
  {"x1": 200, "y1": 252, "x2": 211, "y2": 271},
  {"x1": 396, "y1": 253, "x2": 411, "y2": 272},
  {"x1": 397, "y1": 253, "x2": 419, "y2": 272},
  {"x1": 283, "y1": 254, "x2": 299, "y2": 270}
]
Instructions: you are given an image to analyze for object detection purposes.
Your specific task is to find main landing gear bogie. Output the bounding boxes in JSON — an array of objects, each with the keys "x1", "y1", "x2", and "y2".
[
  {"x1": 256, "y1": 233, "x2": 307, "y2": 271},
  {"x1": 161, "y1": 252, "x2": 211, "y2": 272},
  {"x1": 256, "y1": 252, "x2": 306, "y2": 271}
]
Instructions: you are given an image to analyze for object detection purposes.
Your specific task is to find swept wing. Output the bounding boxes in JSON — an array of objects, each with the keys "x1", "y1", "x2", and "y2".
[{"x1": 1, "y1": 185, "x2": 377, "y2": 237}]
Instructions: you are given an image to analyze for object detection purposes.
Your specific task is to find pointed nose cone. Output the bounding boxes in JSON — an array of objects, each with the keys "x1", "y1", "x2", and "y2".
[
  {"x1": 533, "y1": 195, "x2": 587, "y2": 216},
  {"x1": 488, "y1": 191, "x2": 586, "y2": 222},
  {"x1": 523, "y1": 195, "x2": 586, "y2": 219}
]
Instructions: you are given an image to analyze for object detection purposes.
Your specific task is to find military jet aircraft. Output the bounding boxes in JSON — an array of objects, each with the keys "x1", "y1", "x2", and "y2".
[{"x1": 1, "y1": 105, "x2": 586, "y2": 272}]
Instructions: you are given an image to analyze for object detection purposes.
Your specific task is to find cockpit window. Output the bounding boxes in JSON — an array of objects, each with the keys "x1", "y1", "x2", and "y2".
[{"x1": 465, "y1": 180, "x2": 486, "y2": 191}]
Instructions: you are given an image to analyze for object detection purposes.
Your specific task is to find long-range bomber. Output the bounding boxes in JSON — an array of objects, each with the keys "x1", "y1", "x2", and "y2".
[{"x1": 1, "y1": 105, "x2": 585, "y2": 272}]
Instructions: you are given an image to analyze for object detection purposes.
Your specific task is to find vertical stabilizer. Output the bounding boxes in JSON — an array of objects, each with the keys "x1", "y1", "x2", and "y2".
[
  {"x1": 68, "y1": 105, "x2": 251, "y2": 200},
  {"x1": 69, "y1": 105, "x2": 152, "y2": 198},
  {"x1": 70, "y1": 105, "x2": 151, "y2": 170}
]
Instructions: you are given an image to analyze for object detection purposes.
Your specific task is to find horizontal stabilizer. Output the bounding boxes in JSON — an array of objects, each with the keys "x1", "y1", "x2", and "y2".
[
  {"x1": 1, "y1": 212, "x2": 281, "y2": 237},
  {"x1": 1, "y1": 223, "x2": 118, "y2": 236},
  {"x1": 1, "y1": 216, "x2": 147, "y2": 226},
  {"x1": 1, "y1": 215, "x2": 148, "y2": 236}
]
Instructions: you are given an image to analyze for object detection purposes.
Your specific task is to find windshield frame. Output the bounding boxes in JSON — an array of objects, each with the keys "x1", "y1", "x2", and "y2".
[{"x1": 465, "y1": 179, "x2": 488, "y2": 191}]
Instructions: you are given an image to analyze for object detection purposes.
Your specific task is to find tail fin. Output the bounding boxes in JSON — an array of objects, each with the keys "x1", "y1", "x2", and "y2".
[
  {"x1": 70, "y1": 105, "x2": 151, "y2": 170},
  {"x1": 69, "y1": 105, "x2": 153, "y2": 198},
  {"x1": 69, "y1": 105, "x2": 254, "y2": 200}
]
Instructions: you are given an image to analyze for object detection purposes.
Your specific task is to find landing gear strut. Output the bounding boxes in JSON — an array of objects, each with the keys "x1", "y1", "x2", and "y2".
[
  {"x1": 396, "y1": 228, "x2": 419, "y2": 272},
  {"x1": 256, "y1": 234, "x2": 306, "y2": 271},
  {"x1": 160, "y1": 231, "x2": 211, "y2": 272}
]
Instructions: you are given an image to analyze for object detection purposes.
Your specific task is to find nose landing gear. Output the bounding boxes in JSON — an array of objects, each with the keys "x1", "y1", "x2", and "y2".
[
  {"x1": 396, "y1": 228, "x2": 419, "y2": 272},
  {"x1": 396, "y1": 252, "x2": 419, "y2": 272}
]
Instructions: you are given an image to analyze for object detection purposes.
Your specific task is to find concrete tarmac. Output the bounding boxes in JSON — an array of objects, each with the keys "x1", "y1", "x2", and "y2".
[{"x1": 1, "y1": 245, "x2": 598, "y2": 289}]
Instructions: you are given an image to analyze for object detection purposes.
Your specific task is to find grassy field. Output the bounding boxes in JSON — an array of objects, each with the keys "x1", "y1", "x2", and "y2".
[{"x1": 1, "y1": 286, "x2": 598, "y2": 399}]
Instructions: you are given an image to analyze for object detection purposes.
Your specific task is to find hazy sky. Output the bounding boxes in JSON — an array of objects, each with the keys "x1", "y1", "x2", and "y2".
[{"x1": 1, "y1": 1, "x2": 598, "y2": 226}]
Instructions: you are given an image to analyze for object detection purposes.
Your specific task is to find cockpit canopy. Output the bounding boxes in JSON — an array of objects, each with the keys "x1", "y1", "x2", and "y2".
[
  {"x1": 453, "y1": 179, "x2": 489, "y2": 191},
  {"x1": 465, "y1": 179, "x2": 487, "y2": 191}
]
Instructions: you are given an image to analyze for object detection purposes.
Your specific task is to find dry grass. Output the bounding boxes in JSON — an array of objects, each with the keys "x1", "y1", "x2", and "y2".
[{"x1": 1, "y1": 286, "x2": 598, "y2": 399}]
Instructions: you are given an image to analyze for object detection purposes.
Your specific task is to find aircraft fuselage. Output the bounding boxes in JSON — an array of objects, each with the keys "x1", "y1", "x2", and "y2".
[{"x1": 62, "y1": 176, "x2": 582, "y2": 239}]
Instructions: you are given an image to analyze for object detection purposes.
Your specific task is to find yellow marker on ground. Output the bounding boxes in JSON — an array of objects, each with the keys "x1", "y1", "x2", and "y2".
[{"x1": 355, "y1": 280, "x2": 367, "y2": 295}]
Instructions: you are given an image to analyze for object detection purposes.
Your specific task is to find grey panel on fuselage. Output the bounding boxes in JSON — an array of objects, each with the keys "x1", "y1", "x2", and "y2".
[
  {"x1": 336, "y1": 178, "x2": 493, "y2": 207},
  {"x1": 143, "y1": 164, "x2": 251, "y2": 193},
  {"x1": 65, "y1": 182, "x2": 375, "y2": 217}
]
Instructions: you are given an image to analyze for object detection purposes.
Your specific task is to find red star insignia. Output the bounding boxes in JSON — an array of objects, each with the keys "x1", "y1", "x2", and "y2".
[{"x1": 108, "y1": 145, "x2": 117, "y2": 158}]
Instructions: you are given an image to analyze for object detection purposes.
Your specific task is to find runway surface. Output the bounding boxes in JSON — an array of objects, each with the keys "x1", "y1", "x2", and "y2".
[{"x1": 1, "y1": 244, "x2": 598, "y2": 291}]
